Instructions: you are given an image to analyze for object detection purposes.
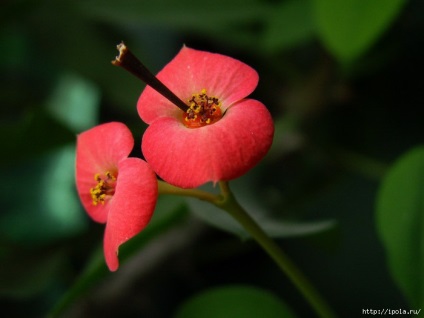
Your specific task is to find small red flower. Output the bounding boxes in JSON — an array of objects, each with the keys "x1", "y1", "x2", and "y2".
[
  {"x1": 75, "y1": 122, "x2": 158, "y2": 271},
  {"x1": 138, "y1": 46, "x2": 274, "y2": 188}
]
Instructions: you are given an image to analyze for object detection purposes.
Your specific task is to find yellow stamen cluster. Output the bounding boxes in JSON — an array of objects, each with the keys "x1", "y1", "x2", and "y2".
[
  {"x1": 90, "y1": 171, "x2": 117, "y2": 206},
  {"x1": 183, "y1": 89, "x2": 222, "y2": 128}
]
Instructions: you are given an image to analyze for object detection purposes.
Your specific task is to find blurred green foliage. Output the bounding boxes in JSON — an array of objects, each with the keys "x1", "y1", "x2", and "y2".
[
  {"x1": 313, "y1": 0, "x2": 406, "y2": 62},
  {"x1": 174, "y1": 285, "x2": 296, "y2": 318},
  {"x1": 1, "y1": 0, "x2": 423, "y2": 317},
  {"x1": 377, "y1": 147, "x2": 424, "y2": 309}
]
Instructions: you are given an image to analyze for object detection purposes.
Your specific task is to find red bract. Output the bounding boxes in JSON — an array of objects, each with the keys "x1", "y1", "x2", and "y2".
[
  {"x1": 138, "y1": 46, "x2": 274, "y2": 188},
  {"x1": 75, "y1": 122, "x2": 158, "y2": 271}
]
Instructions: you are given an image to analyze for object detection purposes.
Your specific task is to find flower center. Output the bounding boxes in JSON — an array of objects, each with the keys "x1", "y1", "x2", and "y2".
[
  {"x1": 183, "y1": 89, "x2": 222, "y2": 128},
  {"x1": 90, "y1": 171, "x2": 117, "y2": 206}
]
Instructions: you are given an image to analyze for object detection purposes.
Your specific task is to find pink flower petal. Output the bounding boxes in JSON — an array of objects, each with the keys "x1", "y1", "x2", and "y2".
[
  {"x1": 142, "y1": 99, "x2": 274, "y2": 188},
  {"x1": 138, "y1": 46, "x2": 259, "y2": 124},
  {"x1": 103, "y1": 157, "x2": 158, "y2": 271},
  {"x1": 75, "y1": 122, "x2": 135, "y2": 223}
]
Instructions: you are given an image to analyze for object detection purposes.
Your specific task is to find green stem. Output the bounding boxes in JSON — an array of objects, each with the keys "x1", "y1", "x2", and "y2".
[
  {"x1": 159, "y1": 180, "x2": 336, "y2": 318},
  {"x1": 217, "y1": 182, "x2": 336, "y2": 318},
  {"x1": 158, "y1": 180, "x2": 220, "y2": 202}
]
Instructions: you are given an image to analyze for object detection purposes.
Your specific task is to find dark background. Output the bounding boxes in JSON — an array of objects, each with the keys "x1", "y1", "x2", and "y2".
[{"x1": 1, "y1": 0, "x2": 422, "y2": 317}]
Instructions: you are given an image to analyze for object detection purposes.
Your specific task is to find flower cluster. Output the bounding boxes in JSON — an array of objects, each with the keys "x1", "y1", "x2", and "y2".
[{"x1": 75, "y1": 45, "x2": 274, "y2": 271}]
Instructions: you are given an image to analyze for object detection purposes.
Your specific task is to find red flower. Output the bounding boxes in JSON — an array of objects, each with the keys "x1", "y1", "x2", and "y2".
[
  {"x1": 137, "y1": 47, "x2": 274, "y2": 188},
  {"x1": 75, "y1": 122, "x2": 158, "y2": 271}
]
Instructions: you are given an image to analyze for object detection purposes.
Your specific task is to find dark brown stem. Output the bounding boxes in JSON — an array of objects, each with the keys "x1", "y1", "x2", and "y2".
[{"x1": 112, "y1": 42, "x2": 189, "y2": 112}]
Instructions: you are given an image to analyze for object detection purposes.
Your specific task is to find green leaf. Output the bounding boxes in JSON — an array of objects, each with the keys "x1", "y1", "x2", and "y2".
[
  {"x1": 187, "y1": 175, "x2": 335, "y2": 239},
  {"x1": 174, "y1": 285, "x2": 296, "y2": 318},
  {"x1": 263, "y1": 0, "x2": 315, "y2": 52},
  {"x1": 188, "y1": 197, "x2": 335, "y2": 239},
  {"x1": 46, "y1": 73, "x2": 100, "y2": 132},
  {"x1": 312, "y1": 0, "x2": 405, "y2": 62},
  {"x1": 81, "y1": 0, "x2": 268, "y2": 32},
  {"x1": 376, "y1": 146, "x2": 424, "y2": 308},
  {"x1": 0, "y1": 145, "x2": 87, "y2": 245}
]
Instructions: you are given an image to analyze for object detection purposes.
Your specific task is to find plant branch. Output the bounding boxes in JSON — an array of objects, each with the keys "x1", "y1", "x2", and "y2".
[
  {"x1": 160, "y1": 180, "x2": 337, "y2": 317},
  {"x1": 216, "y1": 181, "x2": 336, "y2": 318},
  {"x1": 158, "y1": 180, "x2": 220, "y2": 202}
]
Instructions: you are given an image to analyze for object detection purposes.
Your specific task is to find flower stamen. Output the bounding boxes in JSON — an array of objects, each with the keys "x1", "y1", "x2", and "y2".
[
  {"x1": 183, "y1": 89, "x2": 222, "y2": 128},
  {"x1": 90, "y1": 171, "x2": 117, "y2": 206}
]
